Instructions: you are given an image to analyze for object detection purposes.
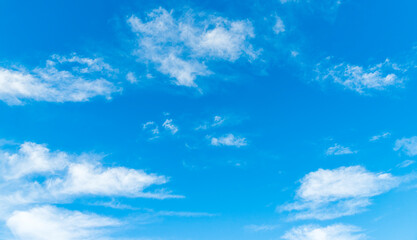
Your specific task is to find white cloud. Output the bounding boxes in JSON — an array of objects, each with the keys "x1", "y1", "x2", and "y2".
[
  {"x1": 126, "y1": 72, "x2": 138, "y2": 83},
  {"x1": 128, "y1": 7, "x2": 257, "y2": 87},
  {"x1": 155, "y1": 211, "x2": 217, "y2": 217},
  {"x1": 6, "y1": 205, "x2": 120, "y2": 240},
  {"x1": 0, "y1": 142, "x2": 69, "y2": 180},
  {"x1": 195, "y1": 115, "x2": 225, "y2": 130},
  {"x1": 163, "y1": 119, "x2": 179, "y2": 134},
  {"x1": 46, "y1": 162, "x2": 169, "y2": 198},
  {"x1": 397, "y1": 160, "x2": 415, "y2": 168},
  {"x1": 326, "y1": 144, "x2": 355, "y2": 155},
  {"x1": 211, "y1": 134, "x2": 247, "y2": 147},
  {"x1": 370, "y1": 132, "x2": 391, "y2": 142},
  {"x1": 282, "y1": 224, "x2": 365, "y2": 240},
  {"x1": 394, "y1": 136, "x2": 417, "y2": 156},
  {"x1": 273, "y1": 16, "x2": 285, "y2": 34},
  {"x1": 245, "y1": 224, "x2": 279, "y2": 232},
  {"x1": 281, "y1": 166, "x2": 399, "y2": 220},
  {"x1": 213, "y1": 115, "x2": 225, "y2": 126},
  {"x1": 51, "y1": 54, "x2": 115, "y2": 74},
  {"x1": 317, "y1": 58, "x2": 405, "y2": 94},
  {"x1": 0, "y1": 141, "x2": 179, "y2": 219},
  {"x1": 0, "y1": 55, "x2": 119, "y2": 105},
  {"x1": 143, "y1": 121, "x2": 160, "y2": 137}
]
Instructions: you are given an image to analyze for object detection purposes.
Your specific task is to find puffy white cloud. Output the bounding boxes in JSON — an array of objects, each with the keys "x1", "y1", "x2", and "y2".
[
  {"x1": 394, "y1": 136, "x2": 417, "y2": 156},
  {"x1": 211, "y1": 134, "x2": 247, "y2": 147},
  {"x1": 317, "y1": 58, "x2": 405, "y2": 94},
  {"x1": 370, "y1": 132, "x2": 391, "y2": 142},
  {"x1": 282, "y1": 224, "x2": 365, "y2": 240},
  {"x1": 0, "y1": 141, "x2": 179, "y2": 216},
  {"x1": 47, "y1": 162, "x2": 169, "y2": 198},
  {"x1": 326, "y1": 144, "x2": 355, "y2": 156},
  {"x1": 0, "y1": 142, "x2": 69, "y2": 180},
  {"x1": 128, "y1": 7, "x2": 257, "y2": 87},
  {"x1": 0, "y1": 55, "x2": 119, "y2": 105},
  {"x1": 6, "y1": 205, "x2": 120, "y2": 240},
  {"x1": 281, "y1": 166, "x2": 399, "y2": 220},
  {"x1": 163, "y1": 119, "x2": 179, "y2": 134}
]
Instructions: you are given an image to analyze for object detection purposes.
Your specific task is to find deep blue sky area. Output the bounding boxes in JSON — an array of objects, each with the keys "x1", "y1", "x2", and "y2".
[{"x1": 0, "y1": 0, "x2": 417, "y2": 240}]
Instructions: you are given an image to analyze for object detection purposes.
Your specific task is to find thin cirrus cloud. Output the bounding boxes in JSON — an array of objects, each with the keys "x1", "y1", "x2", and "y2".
[
  {"x1": 369, "y1": 132, "x2": 391, "y2": 142},
  {"x1": 0, "y1": 54, "x2": 120, "y2": 105},
  {"x1": 394, "y1": 136, "x2": 417, "y2": 156},
  {"x1": 326, "y1": 144, "x2": 355, "y2": 156},
  {"x1": 282, "y1": 224, "x2": 365, "y2": 240},
  {"x1": 6, "y1": 205, "x2": 120, "y2": 240},
  {"x1": 280, "y1": 166, "x2": 400, "y2": 220},
  {"x1": 316, "y1": 58, "x2": 405, "y2": 94},
  {"x1": 211, "y1": 134, "x2": 247, "y2": 147},
  {"x1": 245, "y1": 224, "x2": 279, "y2": 232},
  {"x1": 128, "y1": 7, "x2": 258, "y2": 87}
]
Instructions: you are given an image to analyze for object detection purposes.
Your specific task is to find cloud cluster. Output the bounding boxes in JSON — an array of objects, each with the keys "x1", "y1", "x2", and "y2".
[
  {"x1": 128, "y1": 7, "x2": 257, "y2": 87},
  {"x1": 282, "y1": 224, "x2": 365, "y2": 240},
  {"x1": 317, "y1": 58, "x2": 405, "y2": 94},
  {"x1": 0, "y1": 54, "x2": 119, "y2": 105},
  {"x1": 0, "y1": 141, "x2": 178, "y2": 239},
  {"x1": 281, "y1": 166, "x2": 399, "y2": 220}
]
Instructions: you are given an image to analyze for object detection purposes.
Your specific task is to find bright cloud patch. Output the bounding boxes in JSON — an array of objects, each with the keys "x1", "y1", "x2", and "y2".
[
  {"x1": 46, "y1": 163, "x2": 168, "y2": 198},
  {"x1": 6, "y1": 205, "x2": 120, "y2": 240},
  {"x1": 211, "y1": 134, "x2": 247, "y2": 147},
  {"x1": 282, "y1": 224, "x2": 365, "y2": 240},
  {"x1": 0, "y1": 142, "x2": 178, "y2": 226},
  {"x1": 128, "y1": 7, "x2": 257, "y2": 87},
  {"x1": 163, "y1": 119, "x2": 179, "y2": 134},
  {"x1": 281, "y1": 166, "x2": 399, "y2": 220},
  {"x1": 317, "y1": 58, "x2": 405, "y2": 94},
  {"x1": 0, "y1": 142, "x2": 69, "y2": 180},
  {"x1": 394, "y1": 136, "x2": 417, "y2": 156},
  {"x1": 0, "y1": 54, "x2": 119, "y2": 105},
  {"x1": 326, "y1": 144, "x2": 355, "y2": 155}
]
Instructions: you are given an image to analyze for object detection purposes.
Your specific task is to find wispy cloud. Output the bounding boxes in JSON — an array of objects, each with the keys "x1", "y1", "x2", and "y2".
[
  {"x1": 0, "y1": 54, "x2": 119, "y2": 105},
  {"x1": 245, "y1": 224, "x2": 279, "y2": 232},
  {"x1": 163, "y1": 119, "x2": 179, "y2": 135},
  {"x1": 273, "y1": 16, "x2": 285, "y2": 34},
  {"x1": 0, "y1": 141, "x2": 180, "y2": 222},
  {"x1": 282, "y1": 224, "x2": 365, "y2": 240},
  {"x1": 128, "y1": 7, "x2": 257, "y2": 87},
  {"x1": 6, "y1": 205, "x2": 120, "y2": 240},
  {"x1": 280, "y1": 166, "x2": 400, "y2": 220},
  {"x1": 316, "y1": 58, "x2": 405, "y2": 94},
  {"x1": 397, "y1": 160, "x2": 415, "y2": 168},
  {"x1": 394, "y1": 136, "x2": 417, "y2": 156},
  {"x1": 370, "y1": 132, "x2": 391, "y2": 142},
  {"x1": 211, "y1": 134, "x2": 247, "y2": 147},
  {"x1": 326, "y1": 144, "x2": 355, "y2": 156}
]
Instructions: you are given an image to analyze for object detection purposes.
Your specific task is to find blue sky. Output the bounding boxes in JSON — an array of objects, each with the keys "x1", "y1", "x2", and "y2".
[{"x1": 0, "y1": 0, "x2": 417, "y2": 239}]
